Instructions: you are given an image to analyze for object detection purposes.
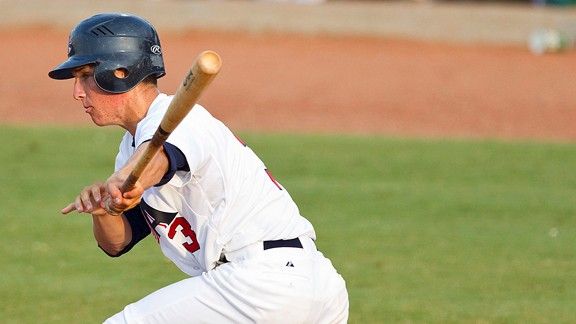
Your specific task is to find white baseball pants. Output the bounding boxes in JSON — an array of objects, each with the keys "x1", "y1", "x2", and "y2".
[{"x1": 104, "y1": 237, "x2": 349, "y2": 323}]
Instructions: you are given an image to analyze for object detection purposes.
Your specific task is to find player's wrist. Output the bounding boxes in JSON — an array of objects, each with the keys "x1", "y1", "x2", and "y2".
[{"x1": 91, "y1": 208, "x2": 113, "y2": 217}]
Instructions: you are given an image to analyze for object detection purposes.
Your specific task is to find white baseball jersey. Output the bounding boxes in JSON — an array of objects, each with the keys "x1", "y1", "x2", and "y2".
[{"x1": 114, "y1": 93, "x2": 316, "y2": 276}]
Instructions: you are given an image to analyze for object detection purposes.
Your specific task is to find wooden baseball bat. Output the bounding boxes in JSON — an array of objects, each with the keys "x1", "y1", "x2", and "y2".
[{"x1": 120, "y1": 50, "x2": 222, "y2": 193}]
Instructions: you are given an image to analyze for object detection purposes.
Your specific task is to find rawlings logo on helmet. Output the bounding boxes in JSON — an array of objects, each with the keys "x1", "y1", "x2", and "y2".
[{"x1": 151, "y1": 45, "x2": 161, "y2": 55}]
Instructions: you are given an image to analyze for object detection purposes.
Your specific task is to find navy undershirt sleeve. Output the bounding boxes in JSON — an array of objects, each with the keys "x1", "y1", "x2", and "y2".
[
  {"x1": 99, "y1": 205, "x2": 151, "y2": 257},
  {"x1": 156, "y1": 142, "x2": 190, "y2": 186}
]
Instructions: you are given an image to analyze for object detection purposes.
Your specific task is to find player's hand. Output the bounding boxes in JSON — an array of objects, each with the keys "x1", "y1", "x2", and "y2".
[
  {"x1": 103, "y1": 171, "x2": 144, "y2": 215},
  {"x1": 61, "y1": 182, "x2": 109, "y2": 215}
]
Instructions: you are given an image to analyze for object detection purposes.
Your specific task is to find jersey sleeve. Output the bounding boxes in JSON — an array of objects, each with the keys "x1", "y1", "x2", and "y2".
[
  {"x1": 156, "y1": 142, "x2": 190, "y2": 186},
  {"x1": 162, "y1": 106, "x2": 208, "y2": 174}
]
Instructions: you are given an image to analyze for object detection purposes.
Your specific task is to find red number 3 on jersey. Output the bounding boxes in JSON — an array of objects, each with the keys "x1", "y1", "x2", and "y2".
[{"x1": 167, "y1": 217, "x2": 200, "y2": 253}]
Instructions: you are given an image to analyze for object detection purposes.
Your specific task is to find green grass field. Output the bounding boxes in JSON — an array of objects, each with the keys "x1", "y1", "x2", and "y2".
[{"x1": 1, "y1": 126, "x2": 575, "y2": 323}]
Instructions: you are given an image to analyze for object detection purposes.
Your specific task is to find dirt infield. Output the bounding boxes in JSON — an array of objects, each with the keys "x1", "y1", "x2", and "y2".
[{"x1": 2, "y1": 2, "x2": 576, "y2": 141}]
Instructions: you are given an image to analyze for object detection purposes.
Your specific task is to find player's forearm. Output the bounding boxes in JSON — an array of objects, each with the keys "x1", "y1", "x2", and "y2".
[{"x1": 92, "y1": 213, "x2": 132, "y2": 256}]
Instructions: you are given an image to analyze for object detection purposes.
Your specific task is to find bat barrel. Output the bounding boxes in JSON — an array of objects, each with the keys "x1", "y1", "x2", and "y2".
[{"x1": 198, "y1": 51, "x2": 222, "y2": 75}]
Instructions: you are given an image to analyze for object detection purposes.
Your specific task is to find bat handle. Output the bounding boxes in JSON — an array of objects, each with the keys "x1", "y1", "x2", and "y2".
[
  {"x1": 119, "y1": 126, "x2": 170, "y2": 193},
  {"x1": 120, "y1": 173, "x2": 140, "y2": 193},
  {"x1": 104, "y1": 172, "x2": 141, "y2": 216}
]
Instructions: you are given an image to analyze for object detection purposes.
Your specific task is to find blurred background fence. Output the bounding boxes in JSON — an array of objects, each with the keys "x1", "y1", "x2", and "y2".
[{"x1": 1, "y1": 0, "x2": 576, "y2": 46}]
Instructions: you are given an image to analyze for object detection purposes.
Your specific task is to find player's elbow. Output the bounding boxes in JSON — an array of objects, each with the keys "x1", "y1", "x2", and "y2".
[{"x1": 98, "y1": 242, "x2": 127, "y2": 257}]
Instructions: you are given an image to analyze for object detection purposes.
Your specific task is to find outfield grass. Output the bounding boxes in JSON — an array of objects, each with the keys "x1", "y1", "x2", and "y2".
[{"x1": 1, "y1": 126, "x2": 575, "y2": 323}]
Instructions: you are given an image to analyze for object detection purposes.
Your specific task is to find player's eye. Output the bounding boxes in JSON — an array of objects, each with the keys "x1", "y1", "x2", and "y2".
[{"x1": 73, "y1": 66, "x2": 94, "y2": 79}]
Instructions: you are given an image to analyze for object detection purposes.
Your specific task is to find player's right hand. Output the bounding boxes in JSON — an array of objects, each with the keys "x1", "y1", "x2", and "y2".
[{"x1": 103, "y1": 173, "x2": 144, "y2": 215}]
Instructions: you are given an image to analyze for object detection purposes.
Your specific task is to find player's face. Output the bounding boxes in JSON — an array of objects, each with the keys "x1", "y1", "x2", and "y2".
[{"x1": 72, "y1": 65, "x2": 128, "y2": 126}]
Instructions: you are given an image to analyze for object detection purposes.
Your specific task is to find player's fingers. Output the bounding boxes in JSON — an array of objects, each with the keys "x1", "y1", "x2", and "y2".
[
  {"x1": 102, "y1": 196, "x2": 122, "y2": 216},
  {"x1": 61, "y1": 203, "x2": 76, "y2": 214},
  {"x1": 80, "y1": 187, "x2": 93, "y2": 211},
  {"x1": 106, "y1": 182, "x2": 123, "y2": 205},
  {"x1": 75, "y1": 195, "x2": 85, "y2": 212},
  {"x1": 91, "y1": 184, "x2": 102, "y2": 203}
]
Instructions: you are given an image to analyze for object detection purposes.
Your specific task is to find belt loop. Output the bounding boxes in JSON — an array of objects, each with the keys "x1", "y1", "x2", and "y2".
[{"x1": 298, "y1": 236, "x2": 317, "y2": 252}]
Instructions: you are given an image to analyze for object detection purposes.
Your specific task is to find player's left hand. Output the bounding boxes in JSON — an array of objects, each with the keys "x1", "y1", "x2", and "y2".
[{"x1": 61, "y1": 182, "x2": 109, "y2": 215}]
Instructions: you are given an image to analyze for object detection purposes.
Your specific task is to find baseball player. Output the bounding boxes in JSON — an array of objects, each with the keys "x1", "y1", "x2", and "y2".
[{"x1": 50, "y1": 13, "x2": 349, "y2": 323}]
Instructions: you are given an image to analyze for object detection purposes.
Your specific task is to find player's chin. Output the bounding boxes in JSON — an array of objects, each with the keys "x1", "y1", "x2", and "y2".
[
  {"x1": 89, "y1": 114, "x2": 111, "y2": 127},
  {"x1": 90, "y1": 113, "x2": 114, "y2": 126},
  {"x1": 88, "y1": 114, "x2": 102, "y2": 125}
]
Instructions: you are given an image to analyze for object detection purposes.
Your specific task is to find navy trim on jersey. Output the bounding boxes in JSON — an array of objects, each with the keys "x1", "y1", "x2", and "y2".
[
  {"x1": 140, "y1": 199, "x2": 179, "y2": 240},
  {"x1": 99, "y1": 204, "x2": 151, "y2": 257},
  {"x1": 141, "y1": 199, "x2": 178, "y2": 227},
  {"x1": 156, "y1": 142, "x2": 190, "y2": 186}
]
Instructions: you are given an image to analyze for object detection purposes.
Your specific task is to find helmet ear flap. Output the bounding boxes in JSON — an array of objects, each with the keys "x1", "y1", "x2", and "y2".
[{"x1": 94, "y1": 59, "x2": 141, "y2": 93}]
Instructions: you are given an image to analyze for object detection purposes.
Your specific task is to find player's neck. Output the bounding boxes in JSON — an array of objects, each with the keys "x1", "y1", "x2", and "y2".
[{"x1": 122, "y1": 85, "x2": 160, "y2": 135}]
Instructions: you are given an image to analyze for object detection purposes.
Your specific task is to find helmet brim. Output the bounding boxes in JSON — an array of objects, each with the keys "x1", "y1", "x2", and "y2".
[{"x1": 48, "y1": 55, "x2": 98, "y2": 80}]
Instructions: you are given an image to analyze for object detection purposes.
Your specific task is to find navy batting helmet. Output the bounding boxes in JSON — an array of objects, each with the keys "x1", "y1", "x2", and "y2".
[{"x1": 48, "y1": 13, "x2": 165, "y2": 93}]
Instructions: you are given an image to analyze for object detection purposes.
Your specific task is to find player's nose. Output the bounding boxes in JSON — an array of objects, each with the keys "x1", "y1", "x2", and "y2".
[{"x1": 73, "y1": 78, "x2": 86, "y2": 101}]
